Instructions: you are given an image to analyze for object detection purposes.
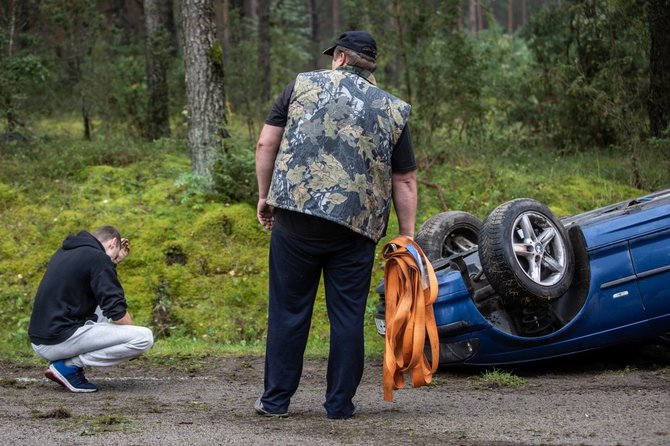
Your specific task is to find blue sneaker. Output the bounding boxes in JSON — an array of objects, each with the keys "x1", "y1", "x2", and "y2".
[{"x1": 44, "y1": 360, "x2": 98, "y2": 393}]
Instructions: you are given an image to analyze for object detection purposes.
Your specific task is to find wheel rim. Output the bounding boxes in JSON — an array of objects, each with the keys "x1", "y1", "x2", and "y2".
[
  {"x1": 441, "y1": 228, "x2": 478, "y2": 257},
  {"x1": 510, "y1": 211, "x2": 567, "y2": 286}
]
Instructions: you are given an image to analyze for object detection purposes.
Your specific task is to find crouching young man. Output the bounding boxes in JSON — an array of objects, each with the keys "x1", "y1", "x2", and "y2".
[{"x1": 28, "y1": 226, "x2": 154, "y2": 392}]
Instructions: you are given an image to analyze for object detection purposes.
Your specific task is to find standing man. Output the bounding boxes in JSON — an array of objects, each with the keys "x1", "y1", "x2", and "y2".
[
  {"x1": 29, "y1": 226, "x2": 154, "y2": 392},
  {"x1": 255, "y1": 31, "x2": 417, "y2": 419}
]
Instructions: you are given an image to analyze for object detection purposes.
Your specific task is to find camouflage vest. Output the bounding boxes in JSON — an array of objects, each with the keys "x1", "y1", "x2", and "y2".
[{"x1": 266, "y1": 68, "x2": 411, "y2": 242}]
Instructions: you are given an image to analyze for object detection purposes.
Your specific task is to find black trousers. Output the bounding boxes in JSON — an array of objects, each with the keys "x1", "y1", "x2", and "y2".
[{"x1": 260, "y1": 226, "x2": 376, "y2": 417}]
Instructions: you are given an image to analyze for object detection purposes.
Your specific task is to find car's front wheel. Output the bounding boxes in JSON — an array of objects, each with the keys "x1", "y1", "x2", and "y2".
[
  {"x1": 479, "y1": 198, "x2": 574, "y2": 305},
  {"x1": 415, "y1": 211, "x2": 481, "y2": 262}
]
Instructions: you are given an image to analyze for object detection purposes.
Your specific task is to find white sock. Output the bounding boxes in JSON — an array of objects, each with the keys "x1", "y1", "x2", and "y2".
[{"x1": 65, "y1": 357, "x2": 84, "y2": 368}]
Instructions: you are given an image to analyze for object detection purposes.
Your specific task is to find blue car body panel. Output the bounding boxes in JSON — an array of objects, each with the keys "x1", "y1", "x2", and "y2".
[
  {"x1": 424, "y1": 190, "x2": 670, "y2": 365},
  {"x1": 433, "y1": 271, "x2": 490, "y2": 333}
]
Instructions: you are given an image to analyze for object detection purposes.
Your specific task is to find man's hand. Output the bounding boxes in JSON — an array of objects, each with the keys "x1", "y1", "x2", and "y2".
[
  {"x1": 114, "y1": 238, "x2": 130, "y2": 264},
  {"x1": 255, "y1": 124, "x2": 284, "y2": 230},
  {"x1": 257, "y1": 198, "x2": 274, "y2": 230}
]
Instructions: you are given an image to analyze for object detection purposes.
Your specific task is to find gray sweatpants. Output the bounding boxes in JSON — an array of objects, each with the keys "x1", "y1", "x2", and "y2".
[{"x1": 32, "y1": 318, "x2": 154, "y2": 368}]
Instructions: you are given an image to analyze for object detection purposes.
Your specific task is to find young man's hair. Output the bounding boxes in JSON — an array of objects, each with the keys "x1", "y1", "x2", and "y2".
[
  {"x1": 334, "y1": 46, "x2": 377, "y2": 73},
  {"x1": 92, "y1": 226, "x2": 121, "y2": 244}
]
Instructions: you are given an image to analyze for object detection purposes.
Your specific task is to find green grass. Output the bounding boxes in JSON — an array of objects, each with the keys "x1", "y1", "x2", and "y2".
[
  {"x1": 414, "y1": 134, "x2": 659, "y2": 223},
  {"x1": 1, "y1": 115, "x2": 667, "y2": 365},
  {"x1": 0, "y1": 376, "x2": 30, "y2": 389},
  {"x1": 471, "y1": 368, "x2": 526, "y2": 390},
  {"x1": 78, "y1": 414, "x2": 133, "y2": 436},
  {"x1": 31, "y1": 407, "x2": 72, "y2": 419}
]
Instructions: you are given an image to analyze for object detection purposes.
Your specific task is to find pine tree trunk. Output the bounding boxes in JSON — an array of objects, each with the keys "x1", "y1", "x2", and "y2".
[
  {"x1": 74, "y1": 50, "x2": 92, "y2": 140},
  {"x1": 309, "y1": 0, "x2": 320, "y2": 69},
  {"x1": 468, "y1": 0, "x2": 477, "y2": 34},
  {"x1": 258, "y1": 0, "x2": 271, "y2": 102},
  {"x1": 332, "y1": 0, "x2": 340, "y2": 36},
  {"x1": 145, "y1": 0, "x2": 171, "y2": 140},
  {"x1": 4, "y1": 0, "x2": 17, "y2": 131},
  {"x1": 245, "y1": 0, "x2": 257, "y2": 20},
  {"x1": 221, "y1": 0, "x2": 230, "y2": 65},
  {"x1": 391, "y1": 0, "x2": 412, "y2": 103},
  {"x1": 182, "y1": 0, "x2": 229, "y2": 181},
  {"x1": 648, "y1": 0, "x2": 670, "y2": 137},
  {"x1": 164, "y1": 0, "x2": 180, "y2": 56},
  {"x1": 508, "y1": 0, "x2": 514, "y2": 33},
  {"x1": 477, "y1": 0, "x2": 484, "y2": 31}
]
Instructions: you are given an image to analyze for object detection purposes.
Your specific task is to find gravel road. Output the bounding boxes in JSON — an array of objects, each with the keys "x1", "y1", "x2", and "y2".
[{"x1": 1, "y1": 345, "x2": 668, "y2": 445}]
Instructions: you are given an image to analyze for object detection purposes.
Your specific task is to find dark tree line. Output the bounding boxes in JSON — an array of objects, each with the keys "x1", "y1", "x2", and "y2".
[
  {"x1": 1, "y1": 0, "x2": 669, "y2": 182},
  {"x1": 648, "y1": 0, "x2": 670, "y2": 138}
]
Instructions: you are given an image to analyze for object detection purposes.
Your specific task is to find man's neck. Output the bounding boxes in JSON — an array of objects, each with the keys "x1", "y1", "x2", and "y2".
[{"x1": 335, "y1": 65, "x2": 376, "y2": 85}]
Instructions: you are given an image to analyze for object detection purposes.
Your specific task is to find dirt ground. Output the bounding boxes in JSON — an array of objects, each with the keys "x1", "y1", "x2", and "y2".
[{"x1": 1, "y1": 344, "x2": 669, "y2": 446}]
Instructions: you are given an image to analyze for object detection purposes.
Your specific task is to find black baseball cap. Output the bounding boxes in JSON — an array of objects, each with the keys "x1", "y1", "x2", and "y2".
[{"x1": 322, "y1": 31, "x2": 377, "y2": 60}]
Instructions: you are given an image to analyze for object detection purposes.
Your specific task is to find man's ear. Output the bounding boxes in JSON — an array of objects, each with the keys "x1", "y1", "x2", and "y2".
[{"x1": 334, "y1": 52, "x2": 347, "y2": 67}]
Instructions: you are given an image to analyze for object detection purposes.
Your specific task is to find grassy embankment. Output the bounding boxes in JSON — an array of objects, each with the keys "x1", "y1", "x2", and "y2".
[{"x1": 1, "y1": 117, "x2": 664, "y2": 367}]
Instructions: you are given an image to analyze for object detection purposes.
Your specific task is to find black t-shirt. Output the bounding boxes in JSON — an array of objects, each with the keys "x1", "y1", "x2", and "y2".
[
  {"x1": 273, "y1": 208, "x2": 365, "y2": 241},
  {"x1": 266, "y1": 76, "x2": 416, "y2": 241}
]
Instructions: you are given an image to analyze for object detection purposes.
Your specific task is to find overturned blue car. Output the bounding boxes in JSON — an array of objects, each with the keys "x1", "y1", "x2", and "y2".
[{"x1": 374, "y1": 189, "x2": 670, "y2": 365}]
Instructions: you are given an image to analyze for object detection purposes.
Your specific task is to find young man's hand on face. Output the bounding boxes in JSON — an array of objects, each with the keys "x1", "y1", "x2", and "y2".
[{"x1": 114, "y1": 238, "x2": 130, "y2": 264}]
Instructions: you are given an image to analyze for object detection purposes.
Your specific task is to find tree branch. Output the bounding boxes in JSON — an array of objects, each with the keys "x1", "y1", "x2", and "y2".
[{"x1": 418, "y1": 178, "x2": 449, "y2": 211}]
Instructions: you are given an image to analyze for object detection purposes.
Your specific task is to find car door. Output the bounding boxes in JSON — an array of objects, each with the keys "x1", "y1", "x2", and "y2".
[
  {"x1": 591, "y1": 240, "x2": 647, "y2": 331},
  {"x1": 630, "y1": 226, "x2": 670, "y2": 333}
]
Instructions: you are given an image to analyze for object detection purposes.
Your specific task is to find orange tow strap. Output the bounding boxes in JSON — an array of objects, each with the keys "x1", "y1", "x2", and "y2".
[{"x1": 382, "y1": 235, "x2": 439, "y2": 401}]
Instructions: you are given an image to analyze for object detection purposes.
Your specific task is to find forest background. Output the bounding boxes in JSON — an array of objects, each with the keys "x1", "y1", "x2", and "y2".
[{"x1": 1, "y1": 0, "x2": 669, "y2": 365}]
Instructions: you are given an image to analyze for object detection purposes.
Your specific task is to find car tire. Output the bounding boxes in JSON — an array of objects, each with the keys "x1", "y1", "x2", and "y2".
[
  {"x1": 479, "y1": 198, "x2": 574, "y2": 304},
  {"x1": 415, "y1": 211, "x2": 481, "y2": 262}
]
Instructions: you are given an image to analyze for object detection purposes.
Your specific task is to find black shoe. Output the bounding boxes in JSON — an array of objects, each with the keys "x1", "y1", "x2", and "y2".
[
  {"x1": 327, "y1": 406, "x2": 357, "y2": 420},
  {"x1": 254, "y1": 398, "x2": 288, "y2": 418}
]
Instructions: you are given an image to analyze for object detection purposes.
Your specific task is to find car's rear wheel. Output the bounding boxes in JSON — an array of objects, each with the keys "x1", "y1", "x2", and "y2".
[
  {"x1": 415, "y1": 211, "x2": 481, "y2": 262},
  {"x1": 479, "y1": 199, "x2": 574, "y2": 305}
]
